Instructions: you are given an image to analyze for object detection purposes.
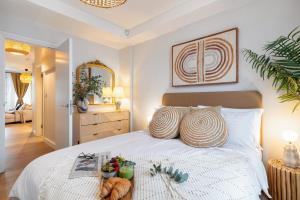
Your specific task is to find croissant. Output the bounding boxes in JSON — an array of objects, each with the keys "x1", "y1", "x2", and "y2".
[
  {"x1": 110, "y1": 179, "x2": 131, "y2": 200},
  {"x1": 100, "y1": 177, "x2": 123, "y2": 198}
]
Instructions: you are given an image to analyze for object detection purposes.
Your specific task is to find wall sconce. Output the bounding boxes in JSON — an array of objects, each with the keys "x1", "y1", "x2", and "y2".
[{"x1": 282, "y1": 130, "x2": 300, "y2": 168}]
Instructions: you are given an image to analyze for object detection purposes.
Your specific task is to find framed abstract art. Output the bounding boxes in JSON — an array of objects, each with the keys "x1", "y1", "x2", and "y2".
[{"x1": 172, "y1": 28, "x2": 238, "y2": 86}]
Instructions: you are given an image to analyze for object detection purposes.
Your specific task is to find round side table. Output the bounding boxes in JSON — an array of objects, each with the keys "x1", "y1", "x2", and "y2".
[{"x1": 268, "y1": 159, "x2": 300, "y2": 200}]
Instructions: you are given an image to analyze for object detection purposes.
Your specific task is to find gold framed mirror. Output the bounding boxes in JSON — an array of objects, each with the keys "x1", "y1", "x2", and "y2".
[{"x1": 76, "y1": 60, "x2": 115, "y2": 105}]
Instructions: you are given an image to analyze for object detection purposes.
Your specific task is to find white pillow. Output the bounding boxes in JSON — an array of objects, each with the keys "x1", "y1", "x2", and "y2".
[{"x1": 198, "y1": 106, "x2": 263, "y2": 149}]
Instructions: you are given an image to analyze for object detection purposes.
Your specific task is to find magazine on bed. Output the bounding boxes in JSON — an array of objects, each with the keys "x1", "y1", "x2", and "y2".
[{"x1": 69, "y1": 151, "x2": 111, "y2": 179}]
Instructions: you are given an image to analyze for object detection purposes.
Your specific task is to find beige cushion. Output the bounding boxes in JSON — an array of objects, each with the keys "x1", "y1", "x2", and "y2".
[
  {"x1": 180, "y1": 107, "x2": 227, "y2": 147},
  {"x1": 149, "y1": 106, "x2": 189, "y2": 139}
]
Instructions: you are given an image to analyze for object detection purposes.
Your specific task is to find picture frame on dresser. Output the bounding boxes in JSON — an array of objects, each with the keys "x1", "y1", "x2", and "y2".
[{"x1": 172, "y1": 28, "x2": 239, "y2": 87}]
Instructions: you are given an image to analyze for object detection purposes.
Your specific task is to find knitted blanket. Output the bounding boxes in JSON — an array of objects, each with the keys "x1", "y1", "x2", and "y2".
[{"x1": 39, "y1": 150, "x2": 261, "y2": 200}]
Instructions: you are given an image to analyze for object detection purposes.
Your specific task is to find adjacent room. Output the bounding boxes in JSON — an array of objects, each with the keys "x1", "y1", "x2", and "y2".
[{"x1": 0, "y1": 0, "x2": 299, "y2": 200}]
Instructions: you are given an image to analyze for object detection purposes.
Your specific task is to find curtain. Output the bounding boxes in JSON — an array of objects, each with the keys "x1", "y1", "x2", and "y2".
[
  {"x1": 5, "y1": 73, "x2": 16, "y2": 111},
  {"x1": 11, "y1": 73, "x2": 29, "y2": 106}
]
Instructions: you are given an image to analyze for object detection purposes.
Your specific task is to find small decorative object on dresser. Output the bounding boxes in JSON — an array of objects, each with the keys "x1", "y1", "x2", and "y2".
[
  {"x1": 282, "y1": 130, "x2": 300, "y2": 168},
  {"x1": 268, "y1": 159, "x2": 300, "y2": 200},
  {"x1": 73, "y1": 110, "x2": 130, "y2": 144}
]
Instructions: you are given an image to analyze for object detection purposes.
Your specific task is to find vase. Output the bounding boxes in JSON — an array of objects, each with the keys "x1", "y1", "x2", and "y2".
[{"x1": 76, "y1": 98, "x2": 89, "y2": 113}]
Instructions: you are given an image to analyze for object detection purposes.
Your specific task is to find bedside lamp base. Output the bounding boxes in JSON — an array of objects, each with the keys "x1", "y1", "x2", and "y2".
[
  {"x1": 115, "y1": 101, "x2": 122, "y2": 110},
  {"x1": 283, "y1": 144, "x2": 300, "y2": 168}
]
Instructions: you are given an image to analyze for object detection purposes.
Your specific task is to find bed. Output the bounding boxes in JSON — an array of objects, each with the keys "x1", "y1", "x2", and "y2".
[{"x1": 9, "y1": 91, "x2": 270, "y2": 200}]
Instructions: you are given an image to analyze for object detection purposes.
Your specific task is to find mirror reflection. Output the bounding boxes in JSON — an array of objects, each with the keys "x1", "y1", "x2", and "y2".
[{"x1": 76, "y1": 60, "x2": 115, "y2": 105}]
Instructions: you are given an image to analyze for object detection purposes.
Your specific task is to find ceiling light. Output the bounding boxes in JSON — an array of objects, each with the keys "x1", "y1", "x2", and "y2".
[
  {"x1": 80, "y1": 0, "x2": 127, "y2": 8},
  {"x1": 20, "y1": 69, "x2": 32, "y2": 84},
  {"x1": 5, "y1": 40, "x2": 31, "y2": 56}
]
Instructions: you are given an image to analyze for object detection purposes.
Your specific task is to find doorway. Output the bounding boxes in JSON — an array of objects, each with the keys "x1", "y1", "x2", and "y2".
[{"x1": 0, "y1": 36, "x2": 73, "y2": 199}]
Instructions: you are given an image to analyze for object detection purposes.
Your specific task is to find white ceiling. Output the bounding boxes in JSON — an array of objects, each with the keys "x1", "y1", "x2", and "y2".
[
  {"x1": 0, "y1": 0, "x2": 257, "y2": 49},
  {"x1": 61, "y1": 0, "x2": 187, "y2": 29}
]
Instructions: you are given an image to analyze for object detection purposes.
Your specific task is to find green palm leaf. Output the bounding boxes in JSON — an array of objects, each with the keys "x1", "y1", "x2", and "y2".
[{"x1": 243, "y1": 26, "x2": 300, "y2": 112}]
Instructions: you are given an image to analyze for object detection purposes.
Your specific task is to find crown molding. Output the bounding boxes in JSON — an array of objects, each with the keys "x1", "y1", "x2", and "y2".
[{"x1": 1, "y1": 31, "x2": 58, "y2": 48}]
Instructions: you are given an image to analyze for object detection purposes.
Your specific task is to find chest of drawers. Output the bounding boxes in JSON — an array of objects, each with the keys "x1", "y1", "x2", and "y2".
[{"x1": 73, "y1": 110, "x2": 130, "y2": 144}]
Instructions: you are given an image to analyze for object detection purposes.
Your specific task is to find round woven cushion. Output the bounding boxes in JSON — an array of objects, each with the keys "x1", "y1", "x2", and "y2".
[
  {"x1": 180, "y1": 107, "x2": 227, "y2": 147},
  {"x1": 149, "y1": 107, "x2": 186, "y2": 139}
]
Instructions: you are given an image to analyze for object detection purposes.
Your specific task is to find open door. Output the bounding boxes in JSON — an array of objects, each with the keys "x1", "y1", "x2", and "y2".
[
  {"x1": 55, "y1": 39, "x2": 72, "y2": 149},
  {"x1": 0, "y1": 34, "x2": 5, "y2": 172}
]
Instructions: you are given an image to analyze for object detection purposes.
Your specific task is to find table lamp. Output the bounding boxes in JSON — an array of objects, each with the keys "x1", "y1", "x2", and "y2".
[
  {"x1": 113, "y1": 86, "x2": 124, "y2": 110},
  {"x1": 282, "y1": 130, "x2": 300, "y2": 168},
  {"x1": 102, "y1": 87, "x2": 112, "y2": 104}
]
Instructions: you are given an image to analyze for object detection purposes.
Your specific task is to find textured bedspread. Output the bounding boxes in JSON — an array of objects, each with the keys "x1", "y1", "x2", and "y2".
[{"x1": 10, "y1": 131, "x2": 269, "y2": 200}]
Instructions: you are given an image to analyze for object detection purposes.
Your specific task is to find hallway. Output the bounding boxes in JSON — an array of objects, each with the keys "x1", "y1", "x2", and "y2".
[{"x1": 0, "y1": 123, "x2": 53, "y2": 200}]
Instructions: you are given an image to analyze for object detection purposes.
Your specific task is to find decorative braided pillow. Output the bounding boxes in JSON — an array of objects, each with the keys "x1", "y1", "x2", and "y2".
[
  {"x1": 180, "y1": 107, "x2": 227, "y2": 147},
  {"x1": 149, "y1": 106, "x2": 189, "y2": 139}
]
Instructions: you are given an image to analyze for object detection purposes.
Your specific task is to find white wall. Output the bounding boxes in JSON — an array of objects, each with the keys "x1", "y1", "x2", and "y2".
[
  {"x1": 127, "y1": 0, "x2": 300, "y2": 163},
  {"x1": 72, "y1": 38, "x2": 119, "y2": 73},
  {"x1": 119, "y1": 47, "x2": 133, "y2": 128},
  {"x1": 0, "y1": 34, "x2": 5, "y2": 173}
]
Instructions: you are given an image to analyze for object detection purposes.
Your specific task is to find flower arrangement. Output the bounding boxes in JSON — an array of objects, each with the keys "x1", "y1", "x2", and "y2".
[
  {"x1": 73, "y1": 70, "x2": 104, "y2": 112},
  {"x1": 73, "y1": 70, "x2": 104, "y2": 102}
]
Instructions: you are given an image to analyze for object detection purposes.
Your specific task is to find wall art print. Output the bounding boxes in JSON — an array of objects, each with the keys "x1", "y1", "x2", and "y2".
[{"x1": 172, "y1": 28, "x2": 238, "y2": 86}]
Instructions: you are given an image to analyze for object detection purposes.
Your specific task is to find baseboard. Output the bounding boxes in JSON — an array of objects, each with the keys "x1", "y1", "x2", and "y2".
[{"x1": 43, "y1": 137, "x2": 57, "y2": 150}]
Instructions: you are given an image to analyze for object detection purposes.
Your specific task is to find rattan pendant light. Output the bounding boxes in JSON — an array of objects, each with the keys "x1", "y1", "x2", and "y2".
[{"x1": 80, "y1": 0, "x2": 127, "y2": 8}]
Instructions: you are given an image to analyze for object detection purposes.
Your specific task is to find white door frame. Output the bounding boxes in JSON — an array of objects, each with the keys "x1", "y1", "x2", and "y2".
[
  {"x1": 0, "y1": 31, "x2": 73, "y2": 172},
  {"x1": 0, "y1": 33, "x2": 5, "y2": 173}
]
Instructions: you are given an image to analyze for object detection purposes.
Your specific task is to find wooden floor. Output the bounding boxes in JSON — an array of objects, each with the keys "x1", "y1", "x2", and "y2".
[{"x1": 0, "y1": 123, "x2": 53, "y2": 200}]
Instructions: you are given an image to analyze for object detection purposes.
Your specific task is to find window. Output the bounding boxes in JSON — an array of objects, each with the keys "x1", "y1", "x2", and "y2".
[{"x1": 4, "y1": 73, "x2": 32, "y2": 111}]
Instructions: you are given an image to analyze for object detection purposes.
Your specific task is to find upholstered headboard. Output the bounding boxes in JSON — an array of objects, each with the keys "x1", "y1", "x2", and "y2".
[
  {"x1": 162, "y1": 90, "x2": 263, "y2": 145},
  {"x1": 162, "y1": 91, "x2": 262, "y2": 108}
]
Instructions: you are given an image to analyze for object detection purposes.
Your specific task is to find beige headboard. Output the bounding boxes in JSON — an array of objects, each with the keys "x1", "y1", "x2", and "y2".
[
  {"x1": 162, "y1": 91, "x2": 262, "y2": 108},
  {"x1": 162, "y1": 90, "x2": 263, "y2": 145}
]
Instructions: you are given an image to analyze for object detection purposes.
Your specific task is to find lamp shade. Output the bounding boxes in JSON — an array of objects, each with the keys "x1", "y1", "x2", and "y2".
[
  {"x1": 282, "y1": 130, "x2": 298, "y2": 143},
  {"x1": 102, "y1": 87, "x2": 112, "y2": 98},
  {"x1": 20, "y1": 69, "x2": 32, "y2": 83},
  {"x1": 113, "y1": 86, "x2": 124, "y2": 98}
]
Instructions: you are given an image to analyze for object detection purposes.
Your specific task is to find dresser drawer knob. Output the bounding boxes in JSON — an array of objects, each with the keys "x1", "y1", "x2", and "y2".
[
  {"x1": 118, "y1": 128, "x2": 122, "y2": 131},
  {"x1": 93, "y1": 133, "x2": 98, "y2": 136}
]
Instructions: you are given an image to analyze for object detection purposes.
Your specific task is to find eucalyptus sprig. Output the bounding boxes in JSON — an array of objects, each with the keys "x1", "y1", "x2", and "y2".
[{"x1": 150, "y1": 164, "x2": 189, "y2": 183}]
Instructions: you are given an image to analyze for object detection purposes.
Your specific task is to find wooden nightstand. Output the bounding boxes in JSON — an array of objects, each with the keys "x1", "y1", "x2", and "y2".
[
  {"x1": 268, "y1": 159, "x2": 300, "y2": 200},
  {"x1": 73, "y1": 110, "x2": 130, "y2": 145}
]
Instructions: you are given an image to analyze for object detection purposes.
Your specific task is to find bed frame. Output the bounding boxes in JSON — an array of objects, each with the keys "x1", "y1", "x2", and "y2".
[{"x1": 162, "y1": 90, "x2": 263, "y2": 144}]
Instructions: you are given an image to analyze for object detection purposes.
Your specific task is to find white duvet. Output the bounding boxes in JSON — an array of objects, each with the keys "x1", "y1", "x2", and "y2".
[{"x1": 10, "y1": 131, "x2": 269, "y2": 200}]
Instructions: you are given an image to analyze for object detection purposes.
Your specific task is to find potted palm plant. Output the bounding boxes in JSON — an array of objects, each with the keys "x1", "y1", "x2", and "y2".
[
  {"x1": 243, "y1": 27, "x2": 300, "y2": 112},
  {"x1": 73, "y1": 70, "x2": 103, "y2": 113}
]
